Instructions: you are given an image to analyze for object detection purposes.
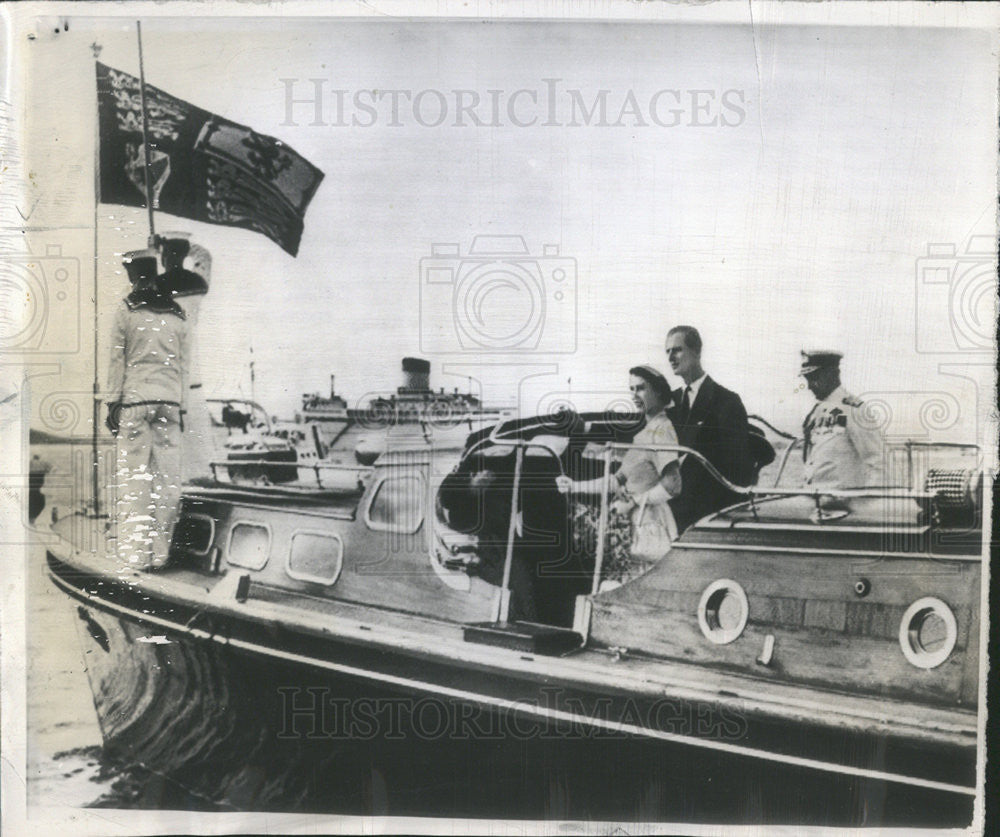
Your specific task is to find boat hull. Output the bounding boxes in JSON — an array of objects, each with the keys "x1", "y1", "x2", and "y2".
[{"x1": 51, "y1": 550, "x2": 976, "y2": 824}]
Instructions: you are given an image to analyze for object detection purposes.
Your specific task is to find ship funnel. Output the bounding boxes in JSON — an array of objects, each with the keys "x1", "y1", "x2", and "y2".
[
  {"x1": 401, "y1": 357, "x2": 431, "y2": 393},
  {"x1": 330, "y1": 375, "x2": 337, "y2": 400}
]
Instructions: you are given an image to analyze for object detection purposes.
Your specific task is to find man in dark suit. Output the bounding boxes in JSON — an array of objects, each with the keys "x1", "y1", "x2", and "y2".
[{"x1": 665, "y1": 325, "x2": 753, "y2": 532}]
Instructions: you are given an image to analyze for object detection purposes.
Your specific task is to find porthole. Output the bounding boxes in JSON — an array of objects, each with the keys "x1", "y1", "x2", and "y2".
[
  {"x1": 697, "y1": 579, "x2": 749, "y2": 645},
  {"x1": 899, "y1": 597, "x2": 957, "y2": 670}
]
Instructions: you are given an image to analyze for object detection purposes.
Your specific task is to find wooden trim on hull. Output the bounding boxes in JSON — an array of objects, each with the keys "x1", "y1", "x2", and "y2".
[
  {"x1": 47, "y1": 549, "x2": 977, "y2": 797},
  {"x1": 672, "y1": 539, "x2": 984, "y2": 563}
]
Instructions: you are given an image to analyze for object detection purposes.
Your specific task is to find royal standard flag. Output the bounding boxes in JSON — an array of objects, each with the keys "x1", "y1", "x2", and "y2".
[{"x1": 97, "y1": 62, "x2": 324, "y2": 256}]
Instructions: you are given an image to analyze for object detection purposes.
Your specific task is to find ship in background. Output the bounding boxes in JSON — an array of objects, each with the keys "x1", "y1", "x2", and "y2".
[
  {"x1": 215, "y1": 357, "x2": 511, "y2": 485},
  {"x1": 299, "y1": 356, "x2": 510, "y2": 459}
]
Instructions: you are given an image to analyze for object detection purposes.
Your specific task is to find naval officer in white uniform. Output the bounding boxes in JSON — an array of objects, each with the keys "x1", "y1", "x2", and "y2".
[{"x1": 800, "y1": 350, "x2": 885, "y2": 489}]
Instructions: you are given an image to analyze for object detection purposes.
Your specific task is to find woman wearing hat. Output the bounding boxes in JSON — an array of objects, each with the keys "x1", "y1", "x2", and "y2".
[{"x1": 556, "y1": 365, "x2": 682, "y2": 579}]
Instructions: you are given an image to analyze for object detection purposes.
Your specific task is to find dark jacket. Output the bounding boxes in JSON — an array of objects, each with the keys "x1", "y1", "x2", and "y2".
[{"x1": 668, "y1": 376, "x2": 752, "y2": 532}]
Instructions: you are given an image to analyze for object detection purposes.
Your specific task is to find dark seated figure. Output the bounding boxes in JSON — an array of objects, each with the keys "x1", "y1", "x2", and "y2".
[
  {"x1": 221, "y1": 403, "x2": 252, "y2": 433},
  {"x1": 437, "y1": 449, "x2": 589, "y2": 627}
]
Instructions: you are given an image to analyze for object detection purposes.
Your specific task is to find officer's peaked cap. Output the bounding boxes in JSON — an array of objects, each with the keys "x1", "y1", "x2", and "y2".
[{"x1": 800, "y1": 350, "x2": 843, "y2": 376}]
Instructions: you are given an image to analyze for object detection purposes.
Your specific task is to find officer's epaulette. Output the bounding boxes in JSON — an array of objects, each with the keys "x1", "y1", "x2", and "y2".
[{"x1": 841, "y1": 394, "x2": 863, "y2": 408}]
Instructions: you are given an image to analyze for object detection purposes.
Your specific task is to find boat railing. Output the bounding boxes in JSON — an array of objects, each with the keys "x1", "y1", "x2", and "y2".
[
  {"x1": 486, "y1": 421, "x2": 984, "y2": 506},
  {"x1": 771, "y1": 436, "x2": 803, "y2": 487},
  {"x1": 896, "y1": 440, "x2": 981, "y2": 492},
  {"x1": 747, "y1": 413, "x2": 797, "y2": 441},
  {"x1": 478, "y1": 434, "x2": 981, "y2": 600},
  {"x1": 207, "y1": 459, "x2": 373, "y2": 491},
  {"x1": 484, "y1": 432, "x2": 946, "y2": 502},
  {"x1": 770, "y1": 437, "x2": 981, "y2": 491}
]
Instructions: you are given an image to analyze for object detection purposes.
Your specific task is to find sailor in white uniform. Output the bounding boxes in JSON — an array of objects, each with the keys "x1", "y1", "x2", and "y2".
[
  {"x1": 156, "y1": 232, "x2": 212, "y2": 482},
  {"x1": 107, "y1": 250, "x2": 189, "y2": 569},
  {"x1": 800, "y1": 350, "x2": 885, "y2": 489}
]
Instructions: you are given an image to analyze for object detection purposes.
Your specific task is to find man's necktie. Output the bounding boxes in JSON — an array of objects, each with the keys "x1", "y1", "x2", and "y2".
[{"x1": 681, "y1": 385, "x2": 692, "y2": 424}]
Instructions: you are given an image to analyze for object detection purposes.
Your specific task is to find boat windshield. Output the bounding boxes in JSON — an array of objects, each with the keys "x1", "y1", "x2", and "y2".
[{"x1": 437, "y1": 415, "x2": 985, "y2": 605}]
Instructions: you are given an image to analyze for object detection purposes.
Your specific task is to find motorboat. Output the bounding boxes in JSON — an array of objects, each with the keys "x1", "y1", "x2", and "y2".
[{"x1": 45, "y1": 410, "x2": 985, "y2": 823}]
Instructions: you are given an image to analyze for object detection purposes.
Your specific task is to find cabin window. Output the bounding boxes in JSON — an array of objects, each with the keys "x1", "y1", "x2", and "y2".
[
  {"x1": 170, "y1": 513, "x2": 214, "y2": 557},
  {"x1": 365, "y1": 474, "x2": 425, "y2": 534},
  {"x1": 227, "y1": 522, "x2": 271, "y2": 571},
  {"x1": 287, "y1": 531, "x2": 344, "y2": 586}
]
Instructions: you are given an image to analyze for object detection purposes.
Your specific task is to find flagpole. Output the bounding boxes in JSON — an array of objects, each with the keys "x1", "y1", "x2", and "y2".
[
  {"x1": 91, "y1": 42, "x2": 103, "y2": 517},
  {"x1": 250, "y1": 344, "x2": 256, "y2": 408},
  {"x1": 135, "y1": 21, "x2": 156, "y2": 240}
]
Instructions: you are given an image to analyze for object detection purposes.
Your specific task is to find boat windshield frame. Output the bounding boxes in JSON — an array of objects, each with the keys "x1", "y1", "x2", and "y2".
[
  {"x1": 770, "y1": 437, "x2": 981, "y2": 490},
  {"x1": 207, "y1": 459, "x2": 373, "y2": 492},
  {"x1": 476, "y1": 422, "x2": 982, "y2": 598},
  {"x1": 485, "y1": 422, "x2": 950, "y2": 501}
]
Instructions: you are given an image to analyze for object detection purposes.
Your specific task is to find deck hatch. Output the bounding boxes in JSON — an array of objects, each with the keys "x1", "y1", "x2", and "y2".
[
  {"x1": 286, "y1": 530, "x2": 344, "y2": 586},
  {"x1": 227, "y1": 521, "x2": 271, "y2": 571}
]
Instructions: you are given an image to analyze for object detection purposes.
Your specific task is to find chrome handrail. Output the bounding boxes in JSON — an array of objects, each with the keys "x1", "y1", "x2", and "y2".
[
  {"x1": 480, "y1": 435, "x2": 954, "y2": 503},
  {"x1": 444, "y1": 434, "x2": 981, "y2": 602},
  {"x1": 603, "y1": 441, "x2": 942, "y2": 502},
  {"x1": 478, "y1": 426, "x2": 568, "y2": 471},
  {"x1": 772, "y1": 437, "x2": 803, "y2": 487},
  {"x1": 209, "y1": 459, "x2": 372, "y2": 472},
  {"x1": 208, "y1": 459, "x2": 373, "y2": 490},
  {"x1": 899, "y1": 441, "x2": 980, "y2": 449},
  {"x1": 900, "y1": 440, "x2": 981, "y2": 493},
  {"x1": 769, "y1": 438, "x2": 981, "y2": 492},
  {"x1": 748, "y1": 413, "x2": 797, "y2": 440}
]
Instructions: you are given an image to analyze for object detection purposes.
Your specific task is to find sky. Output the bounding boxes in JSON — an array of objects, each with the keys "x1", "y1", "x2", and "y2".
[{"x1": 8, "y1": 7, "x2": 998, "y2": 453}]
